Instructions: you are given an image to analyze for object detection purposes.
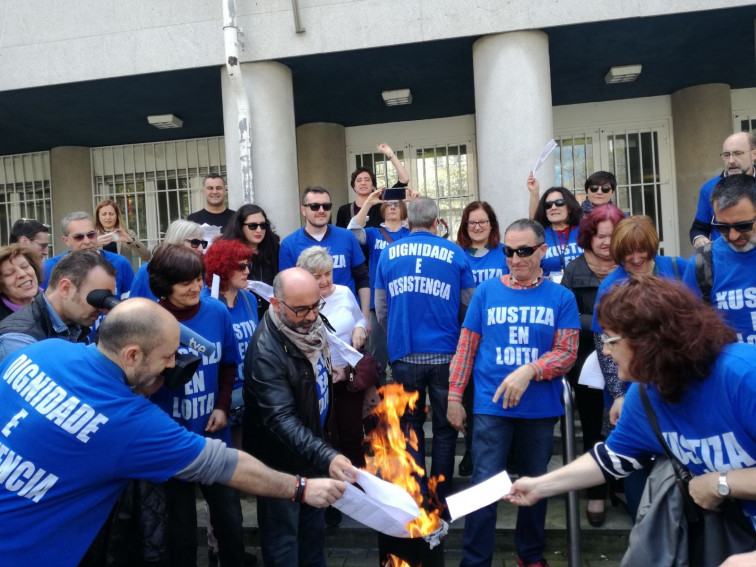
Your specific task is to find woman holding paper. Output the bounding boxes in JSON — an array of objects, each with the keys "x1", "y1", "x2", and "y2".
[{"x1": 561, "y1": 204, "x2": 623, "y2": 526}]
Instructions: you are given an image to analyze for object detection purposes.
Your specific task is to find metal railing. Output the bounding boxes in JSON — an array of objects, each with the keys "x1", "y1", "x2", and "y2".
[{"x1": 561, "y1": 377, "x2": 582, "y2": 567}]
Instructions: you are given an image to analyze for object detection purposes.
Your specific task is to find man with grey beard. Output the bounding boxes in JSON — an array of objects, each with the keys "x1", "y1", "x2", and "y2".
[
  {"x1": 242, "y1": 267, "x2": 355, "y2": 567},
  {"x1": 683, "y1": 174, "x2": 756, "y2": 344}
]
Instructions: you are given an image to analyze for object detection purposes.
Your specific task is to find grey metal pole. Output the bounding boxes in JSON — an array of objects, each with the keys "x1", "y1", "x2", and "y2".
[{"x1": 561, "y1": 377, "x2": 582, "y2": 567}]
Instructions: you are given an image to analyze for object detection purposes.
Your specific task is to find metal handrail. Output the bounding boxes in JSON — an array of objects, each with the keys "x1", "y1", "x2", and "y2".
[{"x1": 561, "y1": 377, "x2": 582, "y2": 567}]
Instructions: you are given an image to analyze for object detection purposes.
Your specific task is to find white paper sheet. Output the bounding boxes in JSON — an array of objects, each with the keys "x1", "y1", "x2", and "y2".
[
  {"x1": 200, "y1": 223, "x2": 221, "y2": 250},
  {"x1": 210, "y1": 274, "x2": 220, "y2": 299},
  {"x1": 446, "y1": 470, "x2": 513, "y2": 522},
  {"x1": 246, "y1": 280, "x2": 273, "y2": 302},
  {"x1": 532, "y1": 139, "x2": 558, "y2": 177},
  {"x1": 332, "y1": 469, "x2": 420, "y2": 537},
  {"x1": 577, "y1": 351, "x2": 605, "y2": 390}
]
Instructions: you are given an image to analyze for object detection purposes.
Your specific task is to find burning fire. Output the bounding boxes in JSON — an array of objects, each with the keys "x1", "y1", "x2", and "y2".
[
  {"x1": 365, "y1": 383, "x2": 443, "y2": 537},
  {"x1": 385, "y1": 555, "x2": 411, "y2": 567}
]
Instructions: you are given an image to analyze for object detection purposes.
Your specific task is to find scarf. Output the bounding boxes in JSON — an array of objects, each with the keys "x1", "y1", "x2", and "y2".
[
  {"x1": 268, "y1": 306, "x2": 330, "y2": 375},
  {"x1": 583, "y1": 250, "x2": 617, "y2": 281}
]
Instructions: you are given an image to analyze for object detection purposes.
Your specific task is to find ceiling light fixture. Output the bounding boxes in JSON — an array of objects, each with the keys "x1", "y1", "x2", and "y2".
[
  {"x1": 381, "y1": 88, "x2": 413, "y2": 106},
  {"x1": 147, "y1": 114, "x2": 184, "y2": 129},
  {"x1": 605, "y1": 64, "x2": 642, "y2": 84}
]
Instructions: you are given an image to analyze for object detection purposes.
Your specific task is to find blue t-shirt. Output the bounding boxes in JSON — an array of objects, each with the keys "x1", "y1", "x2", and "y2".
[
  {"x1": 315, "y1": 353, "x2": 329, "y2": 427},
  {"x1": 149, "y1": 297, "x2": 240, "y2": 445},
  {"x1": 463, "y1": 278, "x2": 580, "y2": 419},
  {"x1": 465, "y1": 243, "x2": 509, "y2": 286},
  {"x1": 591, "y1": 255, "x2": 690, "y2": 333},
  {"x1": 375, "y1": 231, "x2": 475, "y2": 361},
  {"x1": 279, "y1": 226, "x2": 365, "y2": 295},
  {"x1": 201, "y1": 288, "x2": 258, "y2": 389},
  {"x1": 606, "y1": 342, "x2": 756, "y2": 524},
  {"x1": 693, "y1": 174, "x2": 723, "y2": 243},
  {"x1": 541, "y1": 226, "x2": 583, "y2": 276},
  {"x1": 364, "y1": 225, "x2": 411, "y2": 308},
  {"x1": 129, "y1": 262, "x2": 156, "y2": 301},
  {"x1": 683, "y1": 239, "x2": 756, "y2": 344},
  {"x1": 0, "y1": 340, "x2": 205, "y2": 566},
  {"x1": 42, "y1": 250, "x2": 134, "y2": 299}
]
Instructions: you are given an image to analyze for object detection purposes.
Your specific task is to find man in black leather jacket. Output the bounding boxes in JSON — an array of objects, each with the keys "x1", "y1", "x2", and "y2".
[{"x1": 243, "y1": 267, "x2": 354, "y2": 567}]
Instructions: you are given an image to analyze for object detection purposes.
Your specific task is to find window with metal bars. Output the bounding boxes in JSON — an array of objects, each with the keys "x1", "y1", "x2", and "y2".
[{"x1": 0, "y1": 152, "x2": 53, "y2": 251}]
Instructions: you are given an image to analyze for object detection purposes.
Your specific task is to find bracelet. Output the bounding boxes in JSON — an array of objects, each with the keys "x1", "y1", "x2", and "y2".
[{"x1": 291, "y1": 475, "x2": 306, "y2": 503}]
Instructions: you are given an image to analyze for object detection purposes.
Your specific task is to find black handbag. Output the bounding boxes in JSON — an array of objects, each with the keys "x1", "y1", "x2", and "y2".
[{"x1": 621, "y1": 385, "x2": 756, "y2": 566}]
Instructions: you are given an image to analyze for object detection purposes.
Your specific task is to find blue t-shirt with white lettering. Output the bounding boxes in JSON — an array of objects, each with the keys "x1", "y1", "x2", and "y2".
[
  {"x1": 683, "y1": 239, "x2": 756, "y2": 344},
  {"x1": 201, "y1": 288, "x2": 258, "y2": 389},
  {"x1": 606, "y1": 342, "x2": 756, "y2": 525},
  {"x1": 591, "y1": 255, "x2": 689, "y2": 333},
  {"x1": 463, "y1": 278, "x2": 580, "y2": 419},
  {"x1": 0, "y1": 340, "x2": 205, "y2": 566},
  {"x1": 314, "y1": 353, "x2": 329, "y2": 427},
  {"x1": 279, "y1": 226, "x2": 365, "y2": 296},
  {"x1": 365, "y1": 225, "x2": 411, "y2": 309},
  {"x1": 149, "y1": 297, "x2": 240, "y2": 445},
  {"x1": 466, "y1": 243, "x2": 509, "y2": 286},
  {"x1": 375, "y1": 231, "x2": 475, "y2": 361},
  {"x1": 541, "y1": 226, "x2": 582, "y2": 276}
]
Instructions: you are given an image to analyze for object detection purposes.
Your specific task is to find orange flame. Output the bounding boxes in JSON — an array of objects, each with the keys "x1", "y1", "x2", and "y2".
[
  {"x1": 385, "y1": 554, "x2": 412, "y2": 567},
  {"x1": 365, "y1": 383, "x2": 442, "y2": 537}
]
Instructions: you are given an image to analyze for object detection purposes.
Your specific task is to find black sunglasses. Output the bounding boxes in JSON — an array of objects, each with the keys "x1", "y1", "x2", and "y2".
[
  {"x1": 185, "y1": 238, "x2": 208, "y2": 249},
  {"x1": 303, "y1": 203, "x2": 333, "y2": 211},
  {"x1": 237, "y1": 262, "x2": 251, "y2": 272},
  {"x1": 504, "y1": 244, "x2": 542, "y2": 258},
  {"x1": 545, "y1": 199, "x2": 566, "y2": 209},
  {"x1": 589, "y1": 185, "x2": 613, "y2": 194},
  {"x1": 711, "y1": 218, "x2": 756, "y2": 234},
  {"x1": 70, "y1": 231, "x2": 97, "y2": 242},
  {"x1": 244, "y1": 222, "x2": 270, "y2": 231}
]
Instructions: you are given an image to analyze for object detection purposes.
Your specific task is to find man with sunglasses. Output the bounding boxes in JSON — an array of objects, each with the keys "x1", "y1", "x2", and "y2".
[
  {"x1": 684, "y1": 174, "x2": 756, "y2": 345},
  {"x1": 41, "y1": 212, "x2": 134, "y2": 303},
  {"x1": 690, "y1": 132, "x2": 756, "y2": 249},
  {"x1": 10, "y1": 218, "x2": 50, "y2": 259},
  {"x1": 280, "y1": 186, "x2": 371, "y2": 325},
  {"x1": 447, "y1": 218, "x2": 579, "y2": 567},
  {"x1": 187, "y1": 173, "x2": 236, "y2": 233},
  {"x1": 243, "y1": 267, "x2": 355, "y2": 566}
]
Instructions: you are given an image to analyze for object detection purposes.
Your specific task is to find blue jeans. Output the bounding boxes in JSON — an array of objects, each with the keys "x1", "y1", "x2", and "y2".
[
  {"x1": 257, "y1": 496, "x2": 326, "y2": 567},
  {"x1": 461, "y1": 414, "x2": 558, "y2": 566},
  {"x1": 391, "y1": 360, "x2": 458, "y2": 507}
]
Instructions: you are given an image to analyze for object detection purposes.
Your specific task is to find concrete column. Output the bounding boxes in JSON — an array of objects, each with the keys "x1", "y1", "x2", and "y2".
[
  {"x1": 671, "y1": 83, "x2": 731, "y2": 257},
  {"x1": 50, "y1": 146, "x2": 92, "y2": 253},
  {"x1": 296, "y1": 123, "x2": 348, "y2": 212},
  {"x1": 221, "y1": 61, "x2": 300, "y2": 236},
  {"x1": 473, "y1": 31, "x2": 553, "y2": 228}
]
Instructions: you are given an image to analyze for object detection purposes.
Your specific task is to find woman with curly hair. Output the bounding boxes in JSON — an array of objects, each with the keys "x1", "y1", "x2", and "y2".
[
  {"x1": 507, "y1": 276, "x2": 756, "y2": 565},
  {"x1": 221, "y1": 203, "x2": 280, "y2": 316},
  {"x1": 0, "y1": 244, "x2": 42, "y2": 321},
  {"x1": 202, "y1": 238, "x2": 259, "y2": 447}
]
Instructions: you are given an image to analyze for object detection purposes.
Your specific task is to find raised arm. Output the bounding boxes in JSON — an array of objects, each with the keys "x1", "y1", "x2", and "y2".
[
  {"x1": 527, "y1": 171, "x2": 540, "y2": 219},
  {"x1": 377, "y1": 143, "x2": 410, "y2": 185}
]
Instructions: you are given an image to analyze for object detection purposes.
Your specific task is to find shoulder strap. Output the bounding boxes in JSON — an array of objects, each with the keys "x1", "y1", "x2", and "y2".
[
  {"x1": 694, "y1": 242, "x2": 714, "y2": 304},
  {"x1": 350, "y1": 202, "x2": 356, "y2": 218},
  {"x1": 240, "y1": 290, "x2": 255, "y2": 320},
  {"x1": 378, "y1": 227, "x2": 394, "y2": 244}
]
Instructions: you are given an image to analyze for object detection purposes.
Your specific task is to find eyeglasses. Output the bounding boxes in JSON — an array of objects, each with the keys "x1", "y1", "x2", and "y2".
[
  {"x1": 70, "y1": 231, "x2": 97, "y2": 242},
  {"x1": 185, "y1": 239, "x2": 208, "y2": 249},
  {"x1": 467, "y1": 220, "x2": 490, "y2": 228},
  {"x1": 504, "y1": 244, "x2": 542, "y2": 258},
  {"x1": 237, "y1": 262, "x2": 251, "y2": 272},
  {"x1": 711, "y1": 217, "x2": 756, "y2": 234},
  {"x1": 385, "y1": 201, "x2": 400, "y2": 208},
  {"x1": 601, "y1": 333, "x2": 624, "y2": 346},
  {"x1": 32, "y1": 240, "x2": 49, "y2": 250},
  {"x1": 303, "y1": 203, "x2": 333, "y2": 212},
  {"x1": 588, "y1": 185, "x2": 613, "y2": 194},
  {"x1": 279, "y1": 298, "x2": 326, "y2": 317},
  {"x1": 545, "y1": 199, "x2": 566, "y2": 209},
  {"x1": 720, "y1": 151, "x2": 748, "y2": 159}
]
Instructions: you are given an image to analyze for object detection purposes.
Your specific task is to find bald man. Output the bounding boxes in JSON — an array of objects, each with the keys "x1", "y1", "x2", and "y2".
[
  {"x1": 244, "y1": 268, "x2": 354, "y2": 567},
  {"x1": 0, "y1": 298, "x2": 346, "y2": 566},
  {"x1": 690, "y1": 132, "x2": 756, "y2": 248}
]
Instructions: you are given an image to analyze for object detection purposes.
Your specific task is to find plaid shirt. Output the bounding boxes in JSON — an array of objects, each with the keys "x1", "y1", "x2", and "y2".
[{"x1": 448, "y1": 274, "x2": 579, "y2": 403}]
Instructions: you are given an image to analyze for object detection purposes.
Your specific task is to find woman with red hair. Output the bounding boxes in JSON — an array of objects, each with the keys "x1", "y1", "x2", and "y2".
[{"x1": 202, "y1": 239, "x2": 259, "y2": 447}]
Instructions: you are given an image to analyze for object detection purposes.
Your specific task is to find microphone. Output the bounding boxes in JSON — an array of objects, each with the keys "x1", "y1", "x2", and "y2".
[{"x1": 86, "y1": 290, "x2": 216, "y2": 357}]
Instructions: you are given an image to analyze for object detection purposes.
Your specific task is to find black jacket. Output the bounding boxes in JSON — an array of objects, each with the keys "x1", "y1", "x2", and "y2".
[
  {"x1": 242, "y1": 312, "x2": 338, "y2": 477},
  {"x1": 561, "y1": 255, "x2": 601, "y2": 384},
  {"x1": 0, "y1": 292, "x2": 89, "y2": 343}
]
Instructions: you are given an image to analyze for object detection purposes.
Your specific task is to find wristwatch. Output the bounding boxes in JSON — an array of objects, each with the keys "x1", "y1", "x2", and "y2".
[{"x1": 717, "y1": 471, "x2": 730, "y2": 497}]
